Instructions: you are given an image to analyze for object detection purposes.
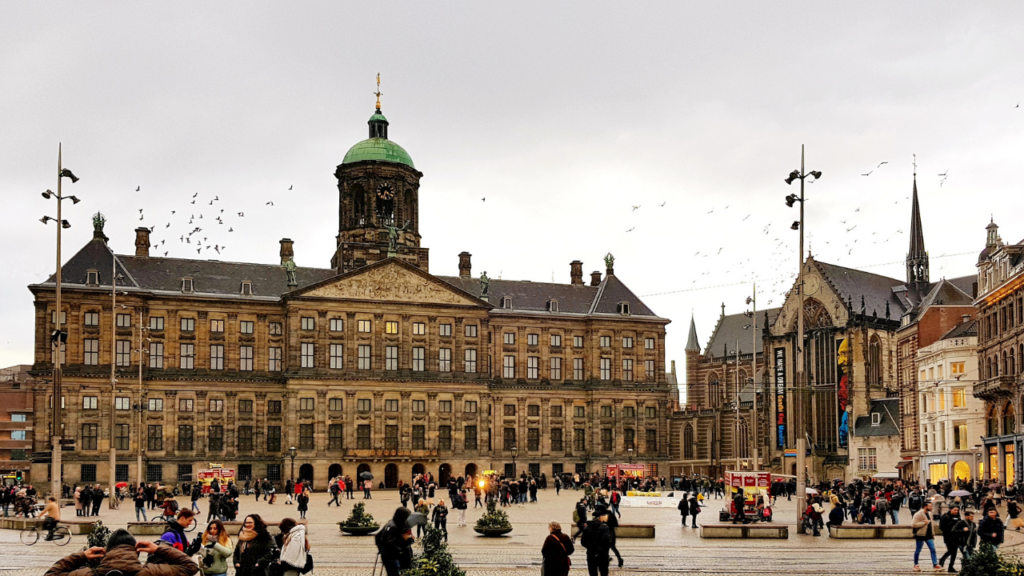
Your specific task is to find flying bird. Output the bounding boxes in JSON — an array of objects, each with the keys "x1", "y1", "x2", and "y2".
[
  {"x1": 228, "y1": 227, "x2": 233, "y2": 232},
  {"x1": 266, "y1": 201, "x2": 274, "y2": 206},
  {"x1": 631, "y1": 205, "x2": 641, "y2": 211},
  {"x1": 191, "y1": 200, "x2": 195, "y2": 204},
  {"x1": 214, "y1": 196, "x2": 219, "y2": 201},
  {"x1": 877, "y1": 161, "x2": 888, "y2": 168},
  {"x1": 861, "y1": 170, "x2": 873, "y2": 176},
  {"x1": 165, "y1": 223, "x2": 170, "y2": 228},
  {"x1": 164, "y1": 252, "x2": 168, "y2": 257},
  {"x1": 288, "y1": 185, "x2": 293, "y2": 190},
  {"x1": 659, "y1": 202, "x2": 666, "y2": 207},
  {"x1": 136, "y1": 186, "x2": 140, "y2": 191},
  {"x1": 238, "y1": 212, "x2": 244, "y2": 217},
  {"x1": 626, "y1": 227, "x2": 634, "y2": 232},
  {"x1": 707, "y1": 208, "x2": 714, "y2": 214},
  {"x1": 742, "y1": 214, "x2": 750, "y2": 221},
  {"x1": 192, "y1": 193, "x2": 198, "y2": 198},
  {"x1": 482, "y1": 198, "x2": 485, "y2": 202},
  {"x1": 209, "y1": 201, "x2": 214, "y2": 205},
  {"x1": 197, "y1": 248, "x2": 201, "y2": 254}
]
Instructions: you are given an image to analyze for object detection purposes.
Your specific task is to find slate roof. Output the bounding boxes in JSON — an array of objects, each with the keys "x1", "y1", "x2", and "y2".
[
  {"x1": 35, "y1": 236, "x2": 665, "y2": 320},
  {"x1": 815, "y1": 260, "x2": 907, "y2": 319},
  {"x1": 684, "y1": 315, "x2": 700, "y2": 352},
  {"x1": 704, "y1": 308, "x2": 781, "y2": 359},
  {"x1": 853, "y1": 398, "x2": 901, "y2": 437},
  {"x1": 942, "y1": 319, "x2": 978, "y2": 340}
]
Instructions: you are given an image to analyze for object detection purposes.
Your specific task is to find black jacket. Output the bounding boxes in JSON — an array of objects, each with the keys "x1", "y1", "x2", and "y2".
[
  {"x1": 232, "y1": 532, "x2": 277, "y2": 576},
  {"x1": 375, "y1": 520, "x2": 413, "y2": 568},
  {"x1": 939, "y1": 512, "x2": 961, "y2": 545},
  {"x1": 978, "y1": 516, "x2": 1005, "y2": 546},
  {"x1": 580, "y1": 520, "x2": 612, "y2": 557},
  {"x1": 952, "y1": 518, "x2": 977, "y2": 550}
]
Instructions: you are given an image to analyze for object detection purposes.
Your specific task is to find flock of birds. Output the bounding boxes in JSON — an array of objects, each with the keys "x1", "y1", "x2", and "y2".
[{"x1": 132, "y1": 186, "x2": 286, "y2": 258}]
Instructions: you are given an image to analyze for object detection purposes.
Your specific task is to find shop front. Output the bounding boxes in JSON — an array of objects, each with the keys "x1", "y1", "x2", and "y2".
[
  {"x1": 981, "y1": 435, "x2": 1024, "y2": 485},
  {"x1": 919, "y1": 453, "x2": 982, "y2": 487}
]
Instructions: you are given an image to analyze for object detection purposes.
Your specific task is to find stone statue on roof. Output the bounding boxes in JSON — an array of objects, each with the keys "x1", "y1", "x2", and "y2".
[
  {"x1": 604, "y1": 252, "x2": 615, "y2": 271},
  {"x1": 479, "y1": 271, "x2": 490, "y2": 297},
  {"x1": 386, "y1": 219, "x2": 410, "y2": 258}
]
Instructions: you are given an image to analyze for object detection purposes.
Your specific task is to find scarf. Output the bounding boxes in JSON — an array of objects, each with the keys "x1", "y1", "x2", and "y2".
[{"x1": 238, "y1": 528, "x2": 258, "y2": 542}]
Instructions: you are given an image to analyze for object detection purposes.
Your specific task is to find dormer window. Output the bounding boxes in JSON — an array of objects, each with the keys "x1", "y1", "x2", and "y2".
[
  {"x1": 501, "y1": 296, "x2": 513, "y2": 309},
  {"x1": 548, "y1": 299, "x2": 559, "y2": 312},
  {"x1": 241, "y1": 281, "x2": 253, "y2": 296},
  {"x1": 871, "y1": 413, "x2": 881, "y2": 426},
  {"x1": 617, "y1": 302, "x2": 630, "y2": 315},
  {"x1": 86, "y1": 269, "x2": 99, "y2": 286},
  {"x1": 181, "y1": 277, "x2": 194, "y2": 293}
]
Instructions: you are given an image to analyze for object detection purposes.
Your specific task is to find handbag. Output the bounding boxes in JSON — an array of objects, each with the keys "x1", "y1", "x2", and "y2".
[
  {"x1": 300, "y1": 553, "x2": 314, "y2": 575},
  {"x1": 1013, "y1": 518, "x2": 1024, "y2": 529}
]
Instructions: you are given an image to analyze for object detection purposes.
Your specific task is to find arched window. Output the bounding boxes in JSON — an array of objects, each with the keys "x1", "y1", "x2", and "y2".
[
  {"x1": 683, "y1": 425, "x2": 695, "y2": 459},
  {"x1": 1010, "y1": 348, "x2": 1016, "y2": 376},
  {"x1": 351, "y1": 184, "x2": 366, "y2": 226},
  {"x1": 707, "y1": 372, "x2": 720, "y2": 407},
  {"x1": 868, "y1": 335, "x2": 883, "y2": 385},
  {"x1": 1005, "y1": 402, "x2": 1016, "y2": 436},
  {"x1": 988, "y1": 406, "x2": 999, "y2": 437},
  {"x1": 736, "y1": 419, "x2": 750, "y2": 459}
]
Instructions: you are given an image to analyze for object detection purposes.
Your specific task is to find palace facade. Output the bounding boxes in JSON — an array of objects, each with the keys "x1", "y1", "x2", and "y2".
[{"x1": 27, "y1": 99, "x2": 675, "y2": 489}]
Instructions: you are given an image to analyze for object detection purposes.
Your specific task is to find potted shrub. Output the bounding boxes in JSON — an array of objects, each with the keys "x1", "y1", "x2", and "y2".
[
  {"x1": 339, "y1": 502, "x2": 380, "y2": 535},
  {"x1": 473, "y1": 501, "x2": 512, "y2": 536},
  {"x1": 403, "y1": 526, "x2": 466, "y2": 576}
]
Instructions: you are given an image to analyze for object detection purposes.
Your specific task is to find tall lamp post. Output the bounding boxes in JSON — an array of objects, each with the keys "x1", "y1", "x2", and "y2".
[
  {"x1": 40, "y1": 143, "x2": 80, "y2": 499},
  {"x1": 627, "y1": 447, "x2": 634, "y2": 465},
  {"x1": 288, "y1": 446, "x2": 297, "y2": 482},
  {"x1": 784, "y1": 144, "x2": 821, "y2": 533},
  {"x1": 510, "y1": 443, "x2": 518, "y2": 478},
  {"x1": 745, "y1": 286, "x2": 759, "y2": 470}
]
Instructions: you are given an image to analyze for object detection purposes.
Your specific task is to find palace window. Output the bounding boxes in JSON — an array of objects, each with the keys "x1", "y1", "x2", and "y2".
[
  {"x1": 527, "y1": 356, "x2": 539, "y2": 379},
  {"x1": 600, "y1": 336, "x2": 611, "y2": 348},
  {"x1": 574, "y1": 428, "x2": 586, "y2": 451},
  {"x1": 81, "y1": 424, "x2": 98, "y2": 450},
  {"x1": 573, "y1": 358, "x2": 584, "y2": 380},
  {"x1": 301, "y1": 317, "x2": 315, "y2": 331},
  {"x1": 617, "y1": 302, "x2": 630, "y2": 315},
  {"x1": 208, "y1": 426, "x2": 223, "y2": 451},
  {"x1": 551, "y1": 405, "x2": 563, "y2": 418},
  {"x1": 267, "y1": 400, "x2": 282, "y2": 414},
  {"x1": 237, "y1": 426, "x2": 253, "y2": 451},
  {"x1": 624, "y1": 406, "x2": 635, "y2": 418},
  {"x1": 601, "y1": 405, "x2": 612, "y2": 418},
  {"x1": 600, "y1": 358, "x2": 611, "y2": 380},
  {"x1": 574, "y1": 406, "x2": 585, "y2": 418},
  {"x1": 178, "y1": 425, "x2": 194, "y2": 451},
  {"x1": 147, "y1": 425, "x2": 163, "y2": 451},
  {"x1": 550, "y1": 357, "x2": 562, "y2": 380},
  {"x1": 439, "y1": 400, "x2": 452, "y2": 413},
  {"x1": 385, "y1": 346, "x2": 399, "y2": 370},
  {"x1": 504, "y1": 404, "x2": 517, "y2": 416},
  {"x1": 329, "y1": 398, "x2": 343, "y2": 411},
  {"x1": 116, "y1": 340, "x2": 131, "y2": 367},
  {"x1": 357, "y1": 319, "x2": 372, "y2": 333},
  {"x1": 329, "y1": 425, "x2": 343, "y2": 450},
  {"x1": 299, "y1": 397, "x2": 314, "y2": 411},
  {"x1": 438, "y1": 348, "x2": 451, "y2": 372},
  {"x1": 301, "y1": 343, "x2": 315, "y2": 368},
  {"x1": 357, "y1": 425, "x2": 371, "y2": 449},
  {"x1": 210, "y1": 319, "x2": 224, "y2": 333},
  {"x1": 84, "y1": 311, "x2": 100, "y2": 327},
  {"x1": 412, "y1": 347, "x2": 425, "y2": 371},
  {"x1": 601, "y1": 429, "x2": 613, "y2": 451},
  {"x1": 528, "y1": 404, "x2": 540, "y2": 417},
  {"x1": 269, "y1": 322, "x2": 282, "y2": 335},
  {"x1": 149, "y1": 342, "x2": 163, "y2": 368},
  {"x1": 465, "y1": 324, "x2": 478, "y2": 338},
  {"x1": 330, "y1": 318, "x2": 344, "y2": 332},
  {"x1": 504, "y1": 428, "x2": 516, "y2": 450},
  {"x1": 179, "y1": 398, "x2": 193, "y2": 412},
  {"x1": 624, "y1": 428, "x2": 635, "y2": 451},
  {"x1": 503, "y1": 355, "x2": 516, "y2": 378},
  {"x1": 464, "y1": 400, "x2": 477, "y2": 413},
  {"x1": 241, "y1": 281, "x2": 253, "y2": 295},
  {"x1": 358, "y1": 398, "x2": 371, "y2": 412},
  {"x1": 464, "y1": 426, "x2": 477, "y2": 450},
  {"x1": 82, "y1": 396, "x2": 98, "y2": 410},
  {"x1": 439, "y1": 323, "x2": 452, "y2": 337},
  {"x1": 148, "y1": 398, "x2": 163, "y2": 412},
  {"x1": 645, "y1": 337, "x2": 655, "y2": 350},
  {"x1": 180, "y1": 344, "x2": 194, "y2": 369},
  {"x1": 645, "y1": 360, "x2": 655, "y2": 380},
  {"x1": 240, "y1": 321, "x2": 254, "y2": 334},
  {"x1": 116, "y1": 397, "x2": 131, "y2": 411},
  {"x1": 266, "y1": 426, "x2": 281, "y2": 452},
  {"x1": 330, "y1": 344, "x2": 344, "y2": 369},
  {"x1": 622, "y1": 336, "x2": 633, "y2": 349},
  {"x1": 385, "y1": 321, "x2": 399, "y2": 334},
  {"x1": 528, "y1": 333, "x2": 539, "y2": 346},
  {"x1": 646, "y1": 429, "x2": 658, "y2": 452},
  {"x1": 413, "y1": 322, "x2": 426, "y2": 335},
  {"x1": 551, "y1": 334, "x2": 562, "y2": 347},
  {"x1": 115, "y1": 424, "x2": 130, "y2": 450},
  {"x1": 210, "y1": 345, "x2": 224, "y2": 370},
  {"x1": 412, "y1": 399, "x2": 425, "y2": 412},
  {"x1": 504, "y1": 332, "x2": 516, "y2": 345},
  {"x1": 385, "y1": 399, "x2": 398, "y2": 412},
  {"x1": 646, "y1": 406, "x2": 657, "y2": 418},
  {"x1": 439, "y1": 426, "x2": 452, "y2": 450},
  {"x1": 300, "y1": 424, "x2": 314, "y2": 449},
  {"x1": 269, "y1": 347, "x2": 282, "y2": 371},
  {"x1": 180, "y1": 317, "x2": 195, "y2": 332},
  {"x1": 622, "y1": 359, "x2": 634, "y2": 381},
  {"x1": 239, "y1": 399, "x2": 253, "y2": 413},
  {"x1": 528, "y1": 428, "x2": 540, "y2": 451},
  {"x1": 117, "y1": 313, "x2": 131, "y2": 328},
  {"x1": 84, "y1": 339, "x2": 99, "y2": 365},
  {"x1": 208, "y1": 399, "x2": 224, "y2": 412},
  {"x1": 465, "y1": 349, "x2": 477, "y2": 373},
  {"x1": 237, "y1": 345, "x2": 254, "y2": 371},
  {"x1": 551, "y1": 428, "x2": 563, "y2": 452}
]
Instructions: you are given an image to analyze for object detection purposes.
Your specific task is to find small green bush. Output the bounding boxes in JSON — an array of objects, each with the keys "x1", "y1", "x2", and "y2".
[
  {"x1": 403, "y1": 526, "x2": 465, "y2": 576},
  {"x1": 474, "y1": 501, "x2": 511, "y2": 531},
  {"x1": 87, "y1": 520, "x2": 110, "y2": 549},
  {"x1": 341, "y1": 502, "x2": 378, "y2": 528}
]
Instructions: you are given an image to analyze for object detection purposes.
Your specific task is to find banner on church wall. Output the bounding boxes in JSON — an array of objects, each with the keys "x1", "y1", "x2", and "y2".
[
  {"x1": 838, "y1": 338, "x2": 850, "y2": 448},
  {"x1": 775, "y1": 347, "x2": 786, "y2": 449}
]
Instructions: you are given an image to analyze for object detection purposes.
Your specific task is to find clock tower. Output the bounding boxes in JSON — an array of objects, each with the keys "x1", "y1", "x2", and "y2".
[{"x1": 332, "y1": 83, "x2": 429, "y2": 273}]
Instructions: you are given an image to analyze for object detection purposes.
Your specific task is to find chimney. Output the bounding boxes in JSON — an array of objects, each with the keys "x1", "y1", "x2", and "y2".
[
  {"x1": 458, "y1": 252, "x2": 472, "y2": 278},
  {"x1": 590, "y1": 271, "x2": 602, "y2": 286},
  {"x1": 972, "y1": 281, "x2": 978, "y2": 299},
  {"x1": 570, "y1": 261, "x2": 583, "y2": 285},
  {"x1": 280, "y1": 238, "x2": 294, "y2": 265},
  {"x1": 134, "y1": 227, "x2": 150, "y2": 258}
]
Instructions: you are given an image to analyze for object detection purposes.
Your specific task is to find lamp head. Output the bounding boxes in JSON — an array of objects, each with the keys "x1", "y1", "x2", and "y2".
[
  {"x1": 42, "y1": 190, "x2": 53, "y2": 199},
  {"x1": 60, "y1": 168, "x2": 79, "y2": 183},
  {"x1": 791, "y1": 221, "x2": 800, "y2": 231},
  {"x1": 68, "y1": 195, "x2": 80, "y2": 204},
  {"x1": 745, "y1": 296, "x2": 753, "y2": 305},
  {"x1": 60, "y1": 220, "x2": 71, "y2": 229},
  {"x1": 40, "y1": 216, "x2": 50, "y2": 224},
  {"x1": 785, "y1": 170, "x2": 799, "y2": 185},
  {"x1": 785, "y1": 194, "x2": 798, "y2": 207},
  {"x1": 810, "y1": 171, "x2": 822, "y2": 179}
]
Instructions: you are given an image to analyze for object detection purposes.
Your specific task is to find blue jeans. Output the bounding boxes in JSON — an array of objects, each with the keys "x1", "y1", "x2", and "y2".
[
  {"x1": 890, "y1": 509, "x2": 899, "y2": 524},
  {"x1": 383, "y1": 558, "x2": 401, "y2": 576},
  {"x1": 914, "y1": 539, "x2": 937, "y2": 567},
  {"x1": 135, "y1": 507, "x2": 147, "y2": 521}
]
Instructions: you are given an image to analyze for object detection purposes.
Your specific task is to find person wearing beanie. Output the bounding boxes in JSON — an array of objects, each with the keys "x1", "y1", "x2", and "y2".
[{"x1": 44, "y1": 529, "x2": 198, "y2": 576}]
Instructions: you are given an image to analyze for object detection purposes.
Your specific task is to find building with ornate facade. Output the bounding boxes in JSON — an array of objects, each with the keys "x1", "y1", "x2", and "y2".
[
  {"x1": 973, "y1": 220, "x2": 1024, "y2": 486},
  {"x1": 26, "y1": 98, "x2": 675, "y2": 489}
]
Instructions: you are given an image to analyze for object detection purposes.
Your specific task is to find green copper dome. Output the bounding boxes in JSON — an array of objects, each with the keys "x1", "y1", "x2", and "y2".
[
  {"x1": 341, "y1": 110, "x2": 415, "y2": 168},
  {"x1": 342, "y1": 138, "x2": 415, "y2": 168}
]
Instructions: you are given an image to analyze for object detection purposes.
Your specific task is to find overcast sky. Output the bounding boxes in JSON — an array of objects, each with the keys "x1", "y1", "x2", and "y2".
[{"x1": 2, "y1": 3, "x2": 1023, "y2": 392}]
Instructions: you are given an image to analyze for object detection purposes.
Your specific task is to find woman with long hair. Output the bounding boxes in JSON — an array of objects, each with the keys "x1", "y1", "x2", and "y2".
[
  {"x1": 274, "y1": 518, "x2": 310, "y2": 576},
  {"x1": 199, "y1": 519, "x2": 234, "y2": 576},
  {"x1": 233, "y1": 514, "x2": 276, "y2": 576}
]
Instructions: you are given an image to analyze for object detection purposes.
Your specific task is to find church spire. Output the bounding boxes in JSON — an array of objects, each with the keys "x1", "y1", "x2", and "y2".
[
  {"x1": 685, "y1": 314, "x2": 701, "y2": 353},
  {"x1": 906, "y1": 157, "x2": 929, "y2": 287}
]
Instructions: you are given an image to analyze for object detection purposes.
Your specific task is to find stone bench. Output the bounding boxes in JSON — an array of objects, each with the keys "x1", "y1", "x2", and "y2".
[
  {"x1": 128, "y1": 519, "x2": 307, "y2": 537},
  {"x1": 829, "y1": 524, "x2": 914, "y2": 539},
  {"x1": 0, "y1": 517, "x2": 97, "y2": 535},
  {"x1": 700, "y1": 523, "x2": 789, "y2": 539},
  {"x1": 570, "y1": 524, "x2": 655, "y2": 538}
]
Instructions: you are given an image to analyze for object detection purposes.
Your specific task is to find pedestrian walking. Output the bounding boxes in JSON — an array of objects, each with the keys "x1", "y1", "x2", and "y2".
[
  {"x1": 233, "y1": 514, "x2": 277, "y2": 576},
  {"x1": 432, "y1": 499, "x2": 449, "y2": 541},
  {"x1": 199, "y1": 520, "x2": 234, "y2": 576},
  {"x1": 978, "y1": 507, "x2": 1004, "y2": 551},
  {"x1": 573, "y1": 497, "x2": 588, "y2": 543},
  {"x1": 953, "y1": 509, "x2": 978, "y2": 562},
  {"x1": 274, "y1": 518, "x2": 309, "y2": 576},
  {"x1": 364, "y1": 479, "x2": 372, "y2": 499},
  {"x1": 454, "y1": 489, "x2": 468, "y2": 526},
  {"x1": 541, "y1": 521, "x2": 575, "y2": 576},
  {"x1": 580, "y1": 505, "x2": 613, "y2": 576},
  {"x1": 912, "y1": 501, "x2": 941, "y2": 572},
  {"x1": 376, "y1": 508, "x2": 415, "y2": 576},
  {"x1": 296, "y1": 488, "x2": 309, "y2": 520},
  {"x1": 937, "y1": 504, "x2": 961, "y2": 572},
  {"x1": 191, "y1": 484, "x2": 201, "y2": 514}
]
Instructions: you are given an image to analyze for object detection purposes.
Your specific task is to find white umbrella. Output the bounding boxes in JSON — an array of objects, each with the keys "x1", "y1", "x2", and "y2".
[{"x1": 806, "y1": 488, "x2": 819, "y2": 495}]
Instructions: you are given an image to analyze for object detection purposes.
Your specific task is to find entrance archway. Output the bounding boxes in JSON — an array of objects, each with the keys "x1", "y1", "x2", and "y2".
[
  {"x1": 439, "y1": 463, "x2": 452, "y2": 486},
  {"x1": 953, "y1": 460, "x2": 971, "y2": 483},
  {"x1": 385, "y1": 464, "x2": 399, "y2": 489},
  {"x1": 357, "y1": 463, "x2": 371, "y2": 481},
  {"x1": 328, "y1": 463, "x2": 342, "y2": 480},
  {"x1": 465, "y1": 463, "x2": 478, "y2": 478},
  {"x1": 412, "y1": 463, "x2": 425, "y2": 478},
  {"x1": 298, "y1": 464, "x2": 314, "y2": 486}
]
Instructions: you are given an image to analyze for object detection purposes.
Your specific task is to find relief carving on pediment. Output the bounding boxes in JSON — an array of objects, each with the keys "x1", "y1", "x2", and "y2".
[{"x1": 306, "y1": 265, "x2": 470, "y2": 305}]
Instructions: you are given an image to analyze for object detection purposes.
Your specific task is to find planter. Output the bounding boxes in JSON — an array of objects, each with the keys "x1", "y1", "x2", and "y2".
[
  {"x1": 473, "y1": 527, "x2": 513, "y2": 537},
  {"x1": 339, "y1": 524, "x2": 380, "y2": 536}
]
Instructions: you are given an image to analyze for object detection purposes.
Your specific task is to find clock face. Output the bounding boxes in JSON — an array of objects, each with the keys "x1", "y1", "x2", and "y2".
[
  {"x1": 376, "y1": 183, "x2": 395, "y2": 200},
  {"x1": 804, "y1": 276, "x2": 820, "y2": 295}
]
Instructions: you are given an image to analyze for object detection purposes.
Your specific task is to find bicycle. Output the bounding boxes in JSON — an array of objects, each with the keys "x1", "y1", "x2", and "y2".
[{"x1": 21, "y1": 523, "x2": 71, "y2": 546}]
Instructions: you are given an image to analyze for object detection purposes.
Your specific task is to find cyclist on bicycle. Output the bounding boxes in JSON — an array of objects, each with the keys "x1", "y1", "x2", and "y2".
[
  {"x1": 160, "y1": 498, "x2": 180, "y2": 519},
  {"x1": 39, "y1": 496, "x2": 60, "y2": 540}
]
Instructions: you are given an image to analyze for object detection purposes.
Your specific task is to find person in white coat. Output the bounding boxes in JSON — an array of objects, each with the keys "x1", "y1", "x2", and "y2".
[{"x1": 275, "y1": 519, "x2": 309, "y2": 576}]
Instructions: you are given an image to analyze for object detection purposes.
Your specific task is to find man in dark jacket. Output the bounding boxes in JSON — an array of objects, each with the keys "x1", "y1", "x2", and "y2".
[
  {"x1": 573, "y1": 498, "x2": 588, "y2": 543},
  {"x1": 376, "y1": 507, "x2": 414, "y2": 576},
  {"x1": 731, "y1": 490, "x2": 746, "y2": 524},
  {"x1": 953, "y1": 509, "x2": 979, "y2": 562},
  {"x1": 937, "y1": 504, "x2": 961, "y2": 571},
  {"x1": 978, "y1": 508, "x2": 1004, "y2": 551},
  {"x1": 45, "y1": 529, "x2": 198, "y2": 576},
  {"x1": 580, "y1": 506, "x2": 613, "y2": 576}
]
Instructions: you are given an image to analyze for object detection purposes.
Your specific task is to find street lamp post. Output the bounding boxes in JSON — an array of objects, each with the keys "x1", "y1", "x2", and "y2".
[
  {"x1": 746, "y1": 286, "x2": 758, "y2": 471},
  {"x1": 289, "y1": 446, "x2": 297, "y2": 482},
  {"x1": 784, "y1": 144, "x2": 822, "y2": 533},
  {"x1": 510, "y1": 443, "x2": 518, "y2": 478},
  {"x1": 40, "y1": 143, "x2": 80, "y2": 500},
  {"x1": 627, "y1": 447, "x2": 634, "y2": 465}
]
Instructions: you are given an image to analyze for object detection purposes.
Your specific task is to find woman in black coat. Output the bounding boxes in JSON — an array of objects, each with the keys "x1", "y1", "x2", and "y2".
[
  {"x1": 296, "y1": 489, "x2": 309, "y2": 520},
  {"x1": 541, "y1": 521, "x2": 575, "y2": 576},
  {"x1": 233, "y1": 514, "x2": 277, "y2": 576}
]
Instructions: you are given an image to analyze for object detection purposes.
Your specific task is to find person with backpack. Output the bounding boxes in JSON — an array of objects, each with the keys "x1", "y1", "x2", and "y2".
[
  {"x1": 158, "y1": 509, "x2": 198, "y2": 554},
  {"x1": 908, "y1": 489, "x2": 923, "y2": 518},
  {"x1": 874, "y1": 493, "x2": 889, "y2": 525},
  {"x1": 44, "y1": 529, "x2": 198, "y2": 576},
  {"x1": 432, "y1": 499, "x2": 449, "y2": 541},
  {"x1": 453, "y1": 489, "x2": 468, "y2": 527},
  {"x1": 328, "y1": 480, "x2": 341, "y2": 507},
  {"x1": 580, "y1": 505, "x2": 613, "y2": 576},
  {"x1": 573, "y1": 497, "x2": 588, "y2": 543},
  {"x1": 954, "y1": 509, "x2": 979, "y2": 562},
  {"x1": 376, "y1": 507, "x2": 414, "y2": 576}
]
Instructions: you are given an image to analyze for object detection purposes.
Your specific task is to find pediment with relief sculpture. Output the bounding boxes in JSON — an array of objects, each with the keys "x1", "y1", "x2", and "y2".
[{"x1": 293, "y1": 260, "x2": 486, "y2": 306}]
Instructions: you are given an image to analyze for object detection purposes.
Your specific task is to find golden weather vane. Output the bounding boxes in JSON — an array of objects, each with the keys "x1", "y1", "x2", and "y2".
[{"x1": 374, "y1": 73, "x2": 382, "y2": 111}]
